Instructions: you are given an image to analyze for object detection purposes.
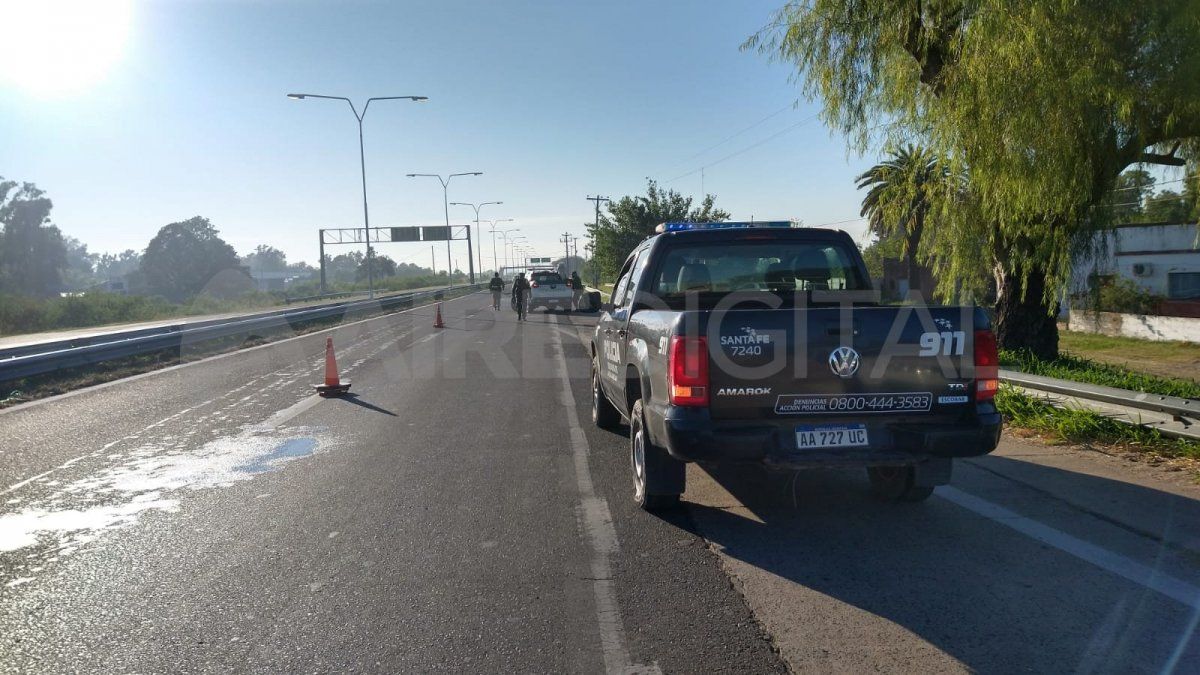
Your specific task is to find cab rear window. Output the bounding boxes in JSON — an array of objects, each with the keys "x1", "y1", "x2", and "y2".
[
  {"x1": 650, "y1": 242, "x2": 866, "y2": 296},
  {"x1": 532, "y1": 273, "x2": 564, "y2": 284}
]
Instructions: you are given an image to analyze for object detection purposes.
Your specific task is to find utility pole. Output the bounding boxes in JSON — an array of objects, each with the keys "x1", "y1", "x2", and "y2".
[
  {"x1": 560, "y1": 231, "x2": 572, "y2": 274},
  {"x1": 586, "y1": 195, "x2": 610, "y2": 229}
]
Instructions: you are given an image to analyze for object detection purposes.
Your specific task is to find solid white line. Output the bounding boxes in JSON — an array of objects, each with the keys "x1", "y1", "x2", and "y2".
[
  {"x1": 939, "y1": 486, "x2": 1200, "y2": 609},
  {"x1": 0, "y1": 291, "x2": 480, "y2": 416},
  {"x1": 254, "y1": 394, "x2": 325, "y2": 431},
  {"x1": 550, "y1": 319, "x2": 659, "y2": 675}
]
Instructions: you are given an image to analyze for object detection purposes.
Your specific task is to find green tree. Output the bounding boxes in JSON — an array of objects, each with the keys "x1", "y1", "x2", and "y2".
[
  {"x1": 586, "y1": 180, "x2": 729, "y2": 280},
  {"x1": 95, "y1": 249, "x2": 141, "y2": 280},
  {"x1": 356, "y1": 253, "x2": 396, "y2": 281},
  {"x1": 747, "y1": 0, "x2": 1200, "y2": 358},
  {"x1": 1106, "y1": 169, "x2": 1156, "y2": 223},
  {"x1": 61, "y1": 236, "x2": 99, "y2": 291},
  {"x1": 242, "y1": 245, "x2": 288, "y2": 275},
  {"x1": 0, "y1": 178, "x2": 68, "y2": 297},
  {"x1": 1143, "y1": 189, "x2": 1191, "y2": 223},
  {"x1": 1184, "y1": 167, "x2": 1200, "y2": 221},
  {"x1": 141, "y1": 216, "x2": 242, "y2": 302},
  {"x1": 856, "y1": 145, "x2": 948, "y2": 295},
  {"x1": 859, "y1": 233, "x2": 904, "y2": 283},
  {"x1": 324, "y1": 252, "x2": 362, "y2": 284}
]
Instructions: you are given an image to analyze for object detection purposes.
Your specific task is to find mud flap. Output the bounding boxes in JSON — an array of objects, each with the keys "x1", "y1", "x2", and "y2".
[{"x1": 645, "y1": 442, "x2": 687, "y2": 495}]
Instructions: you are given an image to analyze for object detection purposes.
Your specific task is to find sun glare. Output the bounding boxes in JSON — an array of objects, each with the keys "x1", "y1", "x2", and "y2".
[{"x1": 0, "y1": 0, "x2": 134, "y2": 97}]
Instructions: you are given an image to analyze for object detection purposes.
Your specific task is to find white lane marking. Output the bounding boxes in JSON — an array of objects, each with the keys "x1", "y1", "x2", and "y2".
[
  {"x1": 0, "y1": 291, "x2": 480, "y2": 417},
  {"x1": 0, "y1": 318, "x2": 428, "y2": 493},
  {"x1": 939, "y1": 486, "x2": 1200, "y2": 609},
  {"x1": 550, "y1": 319, "x2": 660, "y2": 675},
  {"x1": 254, "y1": 395, "x2": 325, "y2": 431}
]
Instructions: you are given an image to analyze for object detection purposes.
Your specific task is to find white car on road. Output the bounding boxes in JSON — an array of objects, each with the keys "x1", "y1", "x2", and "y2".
[{"x1": 528, "y1": 270, "x2": 574, "y2": 312}]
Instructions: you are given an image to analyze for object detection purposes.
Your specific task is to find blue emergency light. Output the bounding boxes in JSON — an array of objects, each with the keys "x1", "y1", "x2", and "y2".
[{"x1": 655, "y1": 220, "x2": 793, "y2": 233}]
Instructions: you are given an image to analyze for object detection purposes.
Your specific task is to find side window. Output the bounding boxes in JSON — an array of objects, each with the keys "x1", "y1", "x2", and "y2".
[
  {"x1": 618, "y1": 248, "x2": 651, "y2": 308},
  {"x1": 610, "y1": 256, "x2": 636, "y2": 308}
]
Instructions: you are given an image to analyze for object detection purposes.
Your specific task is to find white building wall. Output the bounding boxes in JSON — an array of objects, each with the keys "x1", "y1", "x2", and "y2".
[{"x1": 1070, "y1": 223, "x2": 1199, "y2": 299}]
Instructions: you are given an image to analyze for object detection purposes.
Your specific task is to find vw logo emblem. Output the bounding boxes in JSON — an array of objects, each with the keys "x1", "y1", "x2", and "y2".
[{"x1": 828, "y1": 346, "x2": 860, "y2": 378}]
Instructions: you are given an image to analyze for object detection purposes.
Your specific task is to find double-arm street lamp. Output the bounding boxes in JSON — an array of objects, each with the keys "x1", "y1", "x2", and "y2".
[
  {"x1": 287, "y1": 93, "x2": 427, "y2": 300},
  {"x1": 508, "y1": 236, "x2": 528, "y2": 271},
  {"x1": 407, "y1": 172, "x2": 481, "y2": 284},
  {"x1": 482, "y1": 219, "x2": 514, "y2": 272},
  {"x1": 451, "y1": 201, "x2": 501, "y2": 276},
  {"x1": 497, "y1": 228, "x2": 520, "y2": 272}
]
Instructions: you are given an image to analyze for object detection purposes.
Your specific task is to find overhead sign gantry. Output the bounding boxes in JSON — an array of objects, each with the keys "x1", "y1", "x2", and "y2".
[{"x1": 317, "y1": 225, "x2": 475, "y2": 293}]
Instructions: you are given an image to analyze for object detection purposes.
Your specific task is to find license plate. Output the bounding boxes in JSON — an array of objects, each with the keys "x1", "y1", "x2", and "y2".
[{"x1": 795, "y1": 424, "x2": 869, "y2": 449}]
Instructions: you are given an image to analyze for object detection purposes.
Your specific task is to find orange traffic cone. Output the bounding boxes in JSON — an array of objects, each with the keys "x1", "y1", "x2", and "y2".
[
  {"x1": 433, "y1": 302, "x2": 445, "y2": 329},
  {"x1": 314, "y1": 337, "x2": 351, "y2": 397}
]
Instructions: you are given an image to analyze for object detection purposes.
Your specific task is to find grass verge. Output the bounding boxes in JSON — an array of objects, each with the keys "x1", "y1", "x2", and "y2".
[
  {"x1": 1000, "y1": 348, "x2": 1200, "y2": 400},
  {"x1": 0, "y1": 288, "x2": 472, "y2": 410},
  {"x1": 995, "y1": 385, "x2": 1200, "y2": 463}
]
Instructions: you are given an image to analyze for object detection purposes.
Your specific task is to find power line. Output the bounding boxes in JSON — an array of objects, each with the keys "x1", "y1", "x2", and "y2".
[
  {"x1": 679, "y1": 104, "x2": 794, "y2": 164},
  {"x1": 1110, "y1": 176, "x2": 1187, "y2": 193},
  {"x1": 665, "y1": 113, "x2": 821, "y2": 184}
]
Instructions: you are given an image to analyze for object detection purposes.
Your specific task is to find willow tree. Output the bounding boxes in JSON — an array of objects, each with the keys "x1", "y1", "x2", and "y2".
[{"x1": 747, "y1": 0, "x2": 1200, "y2": 358}]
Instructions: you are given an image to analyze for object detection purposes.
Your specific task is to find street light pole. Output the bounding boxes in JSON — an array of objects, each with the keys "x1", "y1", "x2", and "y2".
[
  {"x1": 288, "y1": 93, "x2": 427, "y2": 300},
  {"x1": 483, "y1": 219, "x2": 514, "y2": 272},
  {"x1": 498, "y1": 228, "x2": 519, "y2": 273},
  {"x1": 407, "y1": 172, "x2": 482, "y2": 284},
  {"x1": 451, "y1": 201, "x2": 501, "y2": 276}
]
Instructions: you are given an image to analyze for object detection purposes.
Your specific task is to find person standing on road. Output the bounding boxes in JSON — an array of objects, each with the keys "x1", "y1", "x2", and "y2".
[
  {"x1": 488, "y1": 272, "x2": 504, "y2": 310},
  {"x1": 570, "y1": 271, "x2": 584, "y2": 311},
  {"x1": 511, "y1": 272, "x2": 531, "y2": 321}
]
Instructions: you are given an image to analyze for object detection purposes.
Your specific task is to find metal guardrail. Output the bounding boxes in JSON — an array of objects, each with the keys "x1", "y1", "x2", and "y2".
[
  {"x1": 999, "y1": 370, "x2": 1199, "y2": 420},
  {"x1": 0, "y1": 284, "x2": 480, "y2": 383},
  {"x1": 1000, "y1": 368, "x2": 1200, "y2": 441}
]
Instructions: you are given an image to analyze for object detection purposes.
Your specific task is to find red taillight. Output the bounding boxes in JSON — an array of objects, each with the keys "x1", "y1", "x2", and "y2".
[
  {"x1": 974, "y1": 329, "x2": 999, "y2": 401},
  {"x1": 668, "y1": 336, "x2": 709, "y2": 406},
  {"x1": 531, "y1": 281, "x2": 539, "y2": 287}
]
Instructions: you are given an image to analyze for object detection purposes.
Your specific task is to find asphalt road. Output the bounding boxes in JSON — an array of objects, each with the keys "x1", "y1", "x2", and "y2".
[{"x1": 1, "y1": 290, "x2": 1197, "y2": 673}]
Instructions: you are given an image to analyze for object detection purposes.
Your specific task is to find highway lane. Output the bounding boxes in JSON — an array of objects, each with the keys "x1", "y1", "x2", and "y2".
[
  {"x1": 0, "y1": 292, "x2": 783, "y2": 673},
  {"x1": 2, "y1": 290, "x2": 1198, "y2": 673}
]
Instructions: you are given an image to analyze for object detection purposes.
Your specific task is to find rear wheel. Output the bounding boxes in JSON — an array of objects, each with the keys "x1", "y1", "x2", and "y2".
[
  {"x1": 591, "y1": 360, "x2": 622, "y2": 431},
  {"x1": 630, "y1": 399, "x2": 684, "y2": 511},
  {"x1": 867, "y1": 466, "x2": 934, "y2": 502}
]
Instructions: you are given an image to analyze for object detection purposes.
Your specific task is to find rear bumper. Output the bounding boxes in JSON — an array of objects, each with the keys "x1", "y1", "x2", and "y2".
[
  {"x1": 655, "y1": 404, "x2": 1002, "y2": 467},
  {"x1": 529, "y1": 295, "x2": 573, "y2": 307}
]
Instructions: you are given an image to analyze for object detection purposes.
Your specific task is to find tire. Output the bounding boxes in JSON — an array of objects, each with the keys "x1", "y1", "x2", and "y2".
[
  {"x1": 591, "y1": 360, "x2": 622, "y2": 431},
  {"x1": 867, "y1": 466, "x2": 934, "y2": 502},
  {"x1": 630, "y1": 399, "x2": 684, "y2": 511}
]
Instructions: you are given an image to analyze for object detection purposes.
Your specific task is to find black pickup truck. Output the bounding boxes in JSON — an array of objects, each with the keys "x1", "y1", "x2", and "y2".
[{"x1": 590, "y1": 221, "x2": 1002, "y2": 510}]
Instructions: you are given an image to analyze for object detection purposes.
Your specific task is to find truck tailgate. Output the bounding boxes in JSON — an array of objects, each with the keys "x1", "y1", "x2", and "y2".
[{"x1": 701, "y1": 306, "x2": 983, "y2": 421}]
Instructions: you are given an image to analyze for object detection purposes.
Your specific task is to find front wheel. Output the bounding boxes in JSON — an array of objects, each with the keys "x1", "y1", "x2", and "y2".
[
  {"x1": 591, "y1": 360, "x2": 622, "y2": 431},
  {"x1": 867, "y1": 466, "x2": 934, "y2": 502},
  {"x1": 630, "y1": 399, "x2": 684, "y2": 511}
]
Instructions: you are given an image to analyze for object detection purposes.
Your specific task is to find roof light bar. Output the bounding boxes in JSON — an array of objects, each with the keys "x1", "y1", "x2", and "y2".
[{"x1": 655, "y1": 221, "x2": 794, "y2": 233}]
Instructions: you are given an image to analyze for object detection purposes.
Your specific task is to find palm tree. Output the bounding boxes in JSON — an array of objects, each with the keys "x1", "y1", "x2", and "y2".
[{"x1": 856, "y1": 145, "x2": 947, "y2": 296}]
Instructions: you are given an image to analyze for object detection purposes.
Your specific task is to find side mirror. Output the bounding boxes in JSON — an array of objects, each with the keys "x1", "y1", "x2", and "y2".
[{"x1": 600, "y1": 302, "x2": 615, "y2": 314}]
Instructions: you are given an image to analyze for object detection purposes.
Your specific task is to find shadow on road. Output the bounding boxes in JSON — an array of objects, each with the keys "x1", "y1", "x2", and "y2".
[
  {"x1": 336, "y1": 393, "x2": 398, "y2": 417},
  {"x1": 671, "y1": 460, "x2": 1199, "y2": 673}
]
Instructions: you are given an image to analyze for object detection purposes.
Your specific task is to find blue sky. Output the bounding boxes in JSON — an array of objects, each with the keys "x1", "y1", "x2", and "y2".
[{"x1": 1, "y1": 0, "x2": 878, "y2": 270}]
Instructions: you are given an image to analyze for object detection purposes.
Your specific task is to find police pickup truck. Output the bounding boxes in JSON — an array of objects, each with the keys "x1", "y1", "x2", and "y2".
[{"x1": 590, "y1": 221, "x2": 1001, "y2": 510}]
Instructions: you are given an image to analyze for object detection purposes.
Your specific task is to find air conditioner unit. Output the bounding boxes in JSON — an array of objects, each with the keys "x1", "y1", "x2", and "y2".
[{"x1": 1132, "y1": 262, "x2": 1153, "y2": 277}]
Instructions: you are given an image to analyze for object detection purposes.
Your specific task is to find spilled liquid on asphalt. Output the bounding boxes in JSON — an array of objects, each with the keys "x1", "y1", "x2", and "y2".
[{"x1": 0, "y1": 427, "x2": 324, "y2": 584}]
